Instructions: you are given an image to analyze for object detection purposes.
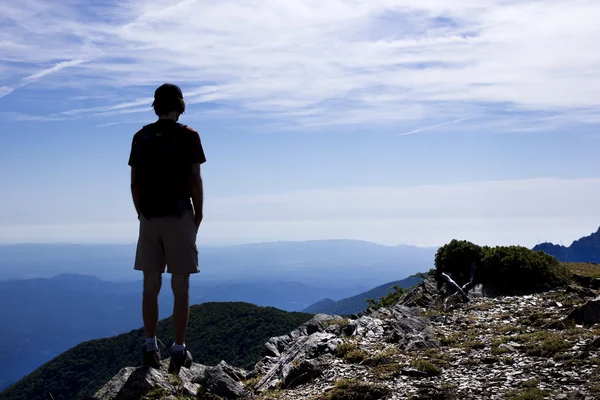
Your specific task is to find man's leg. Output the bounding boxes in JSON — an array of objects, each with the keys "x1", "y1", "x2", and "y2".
[
  {"x1": 171, "y1": 274, "x2": 190, "y2": 346},
  {"x1": 164, "y1": 211, "x2": 198, "y2": 372},
  {"x1": 143, "y1": 271, "x2": 162, "y2": 339}
]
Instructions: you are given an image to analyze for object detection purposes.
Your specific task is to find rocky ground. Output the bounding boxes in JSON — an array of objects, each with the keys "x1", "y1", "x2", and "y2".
[{"x1": 93, "y1": 276, "x2": 600, "y2": 400}]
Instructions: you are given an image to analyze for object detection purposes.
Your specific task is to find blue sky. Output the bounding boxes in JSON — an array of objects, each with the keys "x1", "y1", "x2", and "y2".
[{"x1": 1, "y1": 0, "x2": 600, "y2": 247}]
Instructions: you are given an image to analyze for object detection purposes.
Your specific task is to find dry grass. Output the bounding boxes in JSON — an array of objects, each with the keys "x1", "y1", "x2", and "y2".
[
  {"x1": 563, "y1": 262, "x2": 600, "y2": 278},
  {"x1": 312, "y1": 379, "x2": 391, "y2": 400},
  {"x1": 336, "y1": 341, "x2": 367, "y2": 363}
]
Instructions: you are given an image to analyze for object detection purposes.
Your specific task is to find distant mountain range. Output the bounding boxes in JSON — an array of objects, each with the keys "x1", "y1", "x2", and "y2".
[
  {"x1": 0, "y1": 302, "x2": 313, "y2": 400},
  {"x1": 533, "y1": 227, "x2": 600, "y2": 263},
  {"x1": 302, "y1": 275, "x2": 423, "y2": 315},
  {"x1": 0, "y1": 240, "x2": 436, "y2": 288}
]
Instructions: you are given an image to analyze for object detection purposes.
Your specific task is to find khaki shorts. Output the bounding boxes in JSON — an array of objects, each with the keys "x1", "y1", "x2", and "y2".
[{"x1": 133, "y1": 210, "x2": 200, "y2": 275}]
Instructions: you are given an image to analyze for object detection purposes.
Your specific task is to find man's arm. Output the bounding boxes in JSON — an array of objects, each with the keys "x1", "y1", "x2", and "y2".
[
  {"x1": 189, "y1": 163, "x2": 203, "y2": 230},
  {"x1": 131, "y1": 167, "x2": 142, "y2": 219},
  {"x1": 184, "y1": 126, "x2": 206, "y2": 231},
  {"x1": 128, "y1": 131, "x2": 143, "y2": 219}
]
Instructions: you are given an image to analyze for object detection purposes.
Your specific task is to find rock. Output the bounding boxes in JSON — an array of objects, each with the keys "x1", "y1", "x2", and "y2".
[
  {"x1": 92, "y1": 367, "x2": 136, "y2": 400},
  {"x1": 255, "y1": 330, "x2": 343, "y2": 391},
  {"x1": 397, "y1": 276, "x2": 439, "y2": 309},
  {"x1": 254, "y1": 302, "x2": 437, "y2": 392},
  {"x1": 281, "y1": 359, "x2": 324, "y2": 389},
  {"x1": 93, "y1": 360, "x2": 206, "y2": 400},
  {"x1": 380, "y1": 305, "x2": 440, "y2": 349},
  {"x1": 401, "y1": 367, "x2": 439, "y2": 378},
  {"x1": 93, "y1": 360, "x2": 250, "y2": 400},
  {"x1": 572, "y1": 274, "x2": 600, "y2": 290},
  {"x1": 566, "y1": 284, "x2": 598, "y2": 298},
  {"x1": 200, "y1": 361, "x2": 247, "y2": 399},
  {"x1": 565, "y1": 297, "x2": 600, "y2": 326}
]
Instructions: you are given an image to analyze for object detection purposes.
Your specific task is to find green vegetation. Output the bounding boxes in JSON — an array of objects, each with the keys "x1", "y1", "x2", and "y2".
[
  {"x1": 366, "y1": 285, "x2": 408, "y2": 310},
  {"x1": 435, "y1": 239, "x2": 572, "y2": 295},
  {"x1": 312, "y1": 379, "x2": 391, "y2": 400},
  {"x1": 1, "y1": 302, "x2": 313, "y2": 400},
  {"x1": 365, "y1": 273, "x2": 427, "y2": 310},
  {"x1": 409, "y1": 359, "x2": 441, "y2": 375},
  {"x1": 505, "y1": 379, "x2": 552, "y2": 400},
  {"x1": 324, "y1": 318, "x2": 350, "y2": 328},
  {"x1": 336, "y1": 341, "x2": 366, "y2": 363}
]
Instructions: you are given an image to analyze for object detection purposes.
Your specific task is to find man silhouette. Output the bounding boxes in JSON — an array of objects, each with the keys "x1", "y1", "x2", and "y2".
[{"x1": 128, "y1": 83, "x2": 206, "y2": 373}]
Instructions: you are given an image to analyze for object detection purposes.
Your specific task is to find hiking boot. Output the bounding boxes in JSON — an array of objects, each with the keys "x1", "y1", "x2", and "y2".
[
  {"x1": 168, "y1": 345, "x2": 193, "y2": 374},
  {"x1": 142, "y1": 344, "x2": 161, "y2": 369}
]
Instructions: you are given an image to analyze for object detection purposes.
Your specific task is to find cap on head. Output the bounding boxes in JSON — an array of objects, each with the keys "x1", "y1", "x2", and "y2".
[
  {"x1": 152, "y1": 83, "x2": 185, "y2": 116},
  {"x1": 152, "y1": 83, "x2": 183, "y2": 105}
]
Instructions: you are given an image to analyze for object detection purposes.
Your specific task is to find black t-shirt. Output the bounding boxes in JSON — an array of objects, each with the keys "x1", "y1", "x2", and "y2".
[{"x1": 128, "y1": 120, "x2": 206, "y2": 218}]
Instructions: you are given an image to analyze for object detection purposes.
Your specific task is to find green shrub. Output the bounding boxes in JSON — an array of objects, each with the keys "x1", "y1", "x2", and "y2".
[
  {"x1": 479, "y1": 246, "x2": 571, "y2": 295},
  {"x1": 434, "y1": 240, "x2": 571, "y2": 296},
  {"x1": 434, "y1": 239, "x2": 483, "y2": 286}
]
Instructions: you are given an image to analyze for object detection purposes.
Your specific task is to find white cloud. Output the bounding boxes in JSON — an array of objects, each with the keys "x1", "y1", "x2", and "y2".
[
  {"x1": 1, "y1": 177, "x2": 599, "y2": 247},
  {"x1": 0, "y1": 59, "x2": 84, "y2": 98},
  {"x1": 0, "y1": 0, "x2": 599, "y2": 130}
]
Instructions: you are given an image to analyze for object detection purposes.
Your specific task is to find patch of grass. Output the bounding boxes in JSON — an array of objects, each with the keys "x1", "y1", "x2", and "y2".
[
  {"x1": 363, "y1": 347, "x2": 400, "y2": 366},
  {"x1": 466, "y1": 301, "x2": 494, "y2": 311},
  {"x1": 563, "y1": 262, "x2": 600, "y2": 278},
  {"x1": 419, "y1": 309, "x2": 446, "y2": 318},
  {"x1": 244, "y1": 374, "x2": 264, "y2": 390},
  {"x1": 496, "y1": 312, "x2": 512, "y2": 320},
  {"x1": 313, "y1": 379, "x2": 391, "y2": 400},
  {"x1": 336, "y1": 341, "x2": 367, "y2": 363},
  {"x1": 464, "y1": 358, "x2": 480, "y2": 366},
  {"x1": 504, "y1": 379, "x2": 553, "y2": 400},
  {"x1": 371, "y1": 363, "x2": 402, "y2": 380},
  {"x1": 464, "y1": 340, "x2": 486, "y2": 350},
  {"x1": 440, "y1": 333, "x2": 460, "y2": 346},
  {"x1": 527, "y1": 336, "x2": 571, "y2": 358},
  {"x1": 409, "y1": 359, "x2": 442, "y2": 375},
  {"x1": 257, "y1": 389, "x2": 283, "y2": 399},
  {"x1": 197, "y1": 389, "x2": 227, "y2": 400},
  {"x1": 515, "y1": 331, "x2": 571, "y2": 358},
  {"x1": 491, "y1": 346, "x2": 510, "y2": 356},
  {"x1": 143, "y1": 387, "x2": 197, "y2": 400},
  {"x1": 497, "y1": 324, "x2": 521, "y2": 335},
  {"x1": 344, "y1": 349, "x2": 367, "y2": 363},
  {"x1": 521, "y1": 378, "x2": 540, "y2": 388},
  {"x1": 502, "y1": 356, "x2": 515, "y2": 365},
  {"x1": 325, "y1": 318, "x2": 350, "y2": 328},
  {"x1": 420, "y1": 348, "x2": 451, "y2": 368},
  {"x1": 521, "y1": 312, "x2": 549, "y2": 327},
  {"x1": 408, "y1": 383, "x2": 458, "y2": 400},
  {"x1": 492, "y1": 337, "x2": 511, "y2": 347},
  {"x1": 142, "y1": 388, "x2": 170, "y2": 400},
  {"x1": 505, "y1": 387, "x2": 551, "y2": 400},
  {"x1": 336, "y1": 341, "x2": 359, "y2": 358},
  {"x1": 553, "y1": 352, "x2": 575, "y2": 361}
]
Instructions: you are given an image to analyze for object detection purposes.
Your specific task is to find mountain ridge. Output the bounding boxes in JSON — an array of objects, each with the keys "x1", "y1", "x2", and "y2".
[
  {"x1": 533, "y1": 226, "x2": 600, "y2": 262},
  {"x1": 302, "y1": 275, "x2": 423, "y2": 315}
]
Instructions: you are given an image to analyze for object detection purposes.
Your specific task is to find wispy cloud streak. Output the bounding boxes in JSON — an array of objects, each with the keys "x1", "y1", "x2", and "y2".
[
  {"x1": 0, "y1": 59, "x2": 85, "y2": 98},
  {"x1": 397, "y1": 118, "x2": 471, "y2": 136},
  {"x1": 0, "y1": 1, "x2": 599, "y2": 130}
]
